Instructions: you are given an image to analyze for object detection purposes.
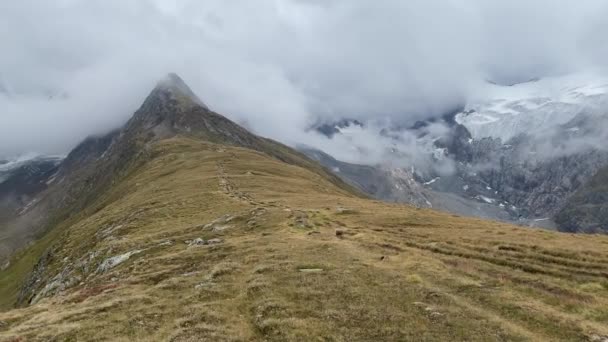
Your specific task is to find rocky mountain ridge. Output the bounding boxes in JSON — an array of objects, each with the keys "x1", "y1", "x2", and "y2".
[{"x1": 0, "y1": 73, "x2": 356, "y2": 263}]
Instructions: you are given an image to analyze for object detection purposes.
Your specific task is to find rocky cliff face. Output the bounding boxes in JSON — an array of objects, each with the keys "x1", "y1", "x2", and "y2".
[
  {"x1": 307, "y1": 73, "x2": 608, "y2": 233},
  {"x1": 436, "y1": 119, "x2": 608, "y2": 223},
  {"x1": 301, "y1": 147, "x2": 432, "y2": 208},
  {"x1": 0, "y1": 156, "x2": 63, "y2": 261},
  {"x1": 0, "y1": 156, "x2": 63, "y2": 208},
  {"x1": 555, "y1": 166, "x2": 608, "y2": 233},
  {"x1": 310, "y1": 117, "x2": 608, "y2": 232}
]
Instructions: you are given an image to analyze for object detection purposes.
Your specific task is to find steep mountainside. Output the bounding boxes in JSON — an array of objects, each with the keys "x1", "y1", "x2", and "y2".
[
  {"x1": 450, "y1": 73, "x2": 608, "y2": 227},
  {"x1": 555, "y1": 166, "x2": 608, "y2": 233},
  {"x1": 300, "y1": 147, "x2": 432, "y2": 208},
  {"x1": 309, "y1": 73, "x2": 608, "y2": 233},
  {"x1": 1, "y1": 75, "x2": 608, "y2": 341},
  {"x1": 0, "y1": 155, "x2": 63, "y2": 204},
  {"x1": 301, "y1": 147, "x2": 517, "y2": 222},
  {"x1": 0, "y1": 156, "x2": 63, "y2": 261}
]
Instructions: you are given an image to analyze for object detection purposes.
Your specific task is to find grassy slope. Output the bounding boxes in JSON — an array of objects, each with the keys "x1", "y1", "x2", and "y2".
[{"x1": 1, "y1": 137, "x2": 608, "y2": 341}]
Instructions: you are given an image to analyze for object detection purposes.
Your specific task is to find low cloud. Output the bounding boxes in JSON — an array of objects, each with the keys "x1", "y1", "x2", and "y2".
[{"x1": 2, "y1": 0, "x2": 608, "y2": 163}]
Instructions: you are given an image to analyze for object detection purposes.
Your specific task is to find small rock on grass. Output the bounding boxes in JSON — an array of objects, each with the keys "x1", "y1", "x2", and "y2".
[
  {"x1": 590, "y1": 335, "x2": 608, "y2": 342},
  {"x1": 97, "y1": 250, "x2": 142, "y2": 273},
  {"x1": 299, "y1": 268, "x2": 324, "y2": 273},
  {"x1": 336, "y1": 206, "x2": 356, "y2": 214},
  {"x1": 187, "y1": 238, "x2": 206, "y2": 247},
  {"x1": 186, "y1": 238, "x2": 223, "y2": 247}
]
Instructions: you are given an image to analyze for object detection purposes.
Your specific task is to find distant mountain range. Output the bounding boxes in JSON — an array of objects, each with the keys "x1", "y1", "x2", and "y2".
[
  {"x1": 0, "y1": 155, "x2": 63, "y2": 260},
  {"x1": 304, "y1": 72, "x2": 608, "y2": 233}
]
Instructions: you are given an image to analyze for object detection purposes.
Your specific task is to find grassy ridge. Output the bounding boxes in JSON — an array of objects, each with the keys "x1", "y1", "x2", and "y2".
[{"x1": 0, "y1": 137, "x2": 607, "y2": 341}]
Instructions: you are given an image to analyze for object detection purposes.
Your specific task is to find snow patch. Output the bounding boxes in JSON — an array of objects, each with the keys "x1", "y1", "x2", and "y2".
[
  {"x1": 0, "y1": 153, "x2": 64, "y2": 173},
  {"x1": 456, "y1": 71, "x2": 608, "y2": 142},
  {"x1": 477, "y1": 195, "x2": 496, "y2": 204},
  {"x1": 424, "y1": 177, "x2": 440, "y2": 186}
]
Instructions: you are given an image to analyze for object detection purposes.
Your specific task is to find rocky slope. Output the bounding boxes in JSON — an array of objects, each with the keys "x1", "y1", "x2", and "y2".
[
  {"x1": 0, "y1": 155, "x2": 63, "y2": 261},
  {"x1": 300, "y1": 147, "x2": 432, "y2": 208},
  {"x1": 555, "y1": 165, "x2": 608, "y2": 233},
  {"x1": 449, "y1": 73, "x2": 608, "y2": 227},
  {"x1": 309, "y1": 72, "x2": 608, "y2": 233},
  {"x1": 301, "y1": 147, "x2": 517, "y2": 222},
  {"x1": 0, "y1": 155, "x2": 63, "y2": 196}
]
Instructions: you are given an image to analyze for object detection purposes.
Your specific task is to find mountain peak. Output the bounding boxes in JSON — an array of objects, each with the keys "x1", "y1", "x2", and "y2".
[{"x1": 153, "y1": 73, "x2": 208, "y2": 109}]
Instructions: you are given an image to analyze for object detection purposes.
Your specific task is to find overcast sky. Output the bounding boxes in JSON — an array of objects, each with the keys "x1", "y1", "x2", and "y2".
[{"x1": 2, "y1": 0, "x2": 608, "y2": 158}]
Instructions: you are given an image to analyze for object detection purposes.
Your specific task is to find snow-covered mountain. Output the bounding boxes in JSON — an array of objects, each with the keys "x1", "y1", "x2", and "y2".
[
  {"x1": 0, "y1": 154, "x2": 64, "y2": 244},
  {"x1": 0, "y1": 154, "x2": 63, "y2": 183},
  {"x1": 457, "y1": 72, "x2": 608, "y2": 143},
  {"x1": 305, "y1": 71, "x2": 608, "y2": 233}
]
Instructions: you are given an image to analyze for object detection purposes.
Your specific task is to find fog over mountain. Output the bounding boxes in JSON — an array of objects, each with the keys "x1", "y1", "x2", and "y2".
[{"x1": 2, "y1": 0, "x2": 608, "y2": 161}]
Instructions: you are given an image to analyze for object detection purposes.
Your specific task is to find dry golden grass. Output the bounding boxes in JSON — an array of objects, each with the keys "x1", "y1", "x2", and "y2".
[{"x1": 1, "y1": 137, "x2": 608, "y2": 341}]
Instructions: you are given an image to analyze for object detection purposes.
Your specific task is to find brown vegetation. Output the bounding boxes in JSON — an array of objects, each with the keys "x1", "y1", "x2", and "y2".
[{"x1": 1, "y1": 137, "x2": 607, "y2": 341}]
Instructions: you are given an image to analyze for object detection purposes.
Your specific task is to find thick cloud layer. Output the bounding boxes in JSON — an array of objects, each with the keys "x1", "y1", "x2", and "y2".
[{"x1": 2, "y1": 0, "x2": 608, "y2": 158}]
